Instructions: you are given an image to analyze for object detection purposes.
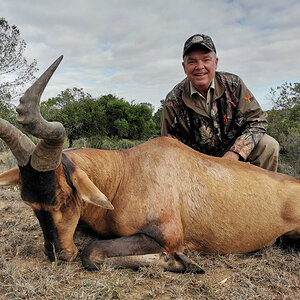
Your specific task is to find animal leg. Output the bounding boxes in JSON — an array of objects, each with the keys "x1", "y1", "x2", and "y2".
[
  {"x1": 81, "y1": 234, "x2": 204, "y2": 273},
  {"x1": 139, "y1": 219, "x2": 205, "y2": 273},
  {"x1": 173, "y1": 252, "x2": 205, "y2": 273},
  {"x1": 279, "y1": 227, "x2": 300, "y2": 249},
  {"x1": 83, "y1": 252, "x2": 187, "y2": 272},
  {"x1": 285, "y1": 227, "x2": 300, "y2": 240}
]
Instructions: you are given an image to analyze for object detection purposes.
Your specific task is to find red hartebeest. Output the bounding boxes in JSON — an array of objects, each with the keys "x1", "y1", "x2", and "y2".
[{"x1": 0, "y1": 56, "x2": 299, "y2": 273}]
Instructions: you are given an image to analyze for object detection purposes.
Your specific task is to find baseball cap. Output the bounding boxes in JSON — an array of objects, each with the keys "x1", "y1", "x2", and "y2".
[{"x1": 183, "y1": 34, "x2": 216, "y2": 58}]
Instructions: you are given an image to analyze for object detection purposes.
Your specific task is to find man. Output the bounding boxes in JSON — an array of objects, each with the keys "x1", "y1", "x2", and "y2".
[{"x1": 161, "y1": 34, "x2": 279, "y2": 171}]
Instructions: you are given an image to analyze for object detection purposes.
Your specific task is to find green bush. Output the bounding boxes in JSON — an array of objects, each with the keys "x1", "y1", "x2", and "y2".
[
  {"x1": 84, "y1": 136, "x2": 144, "y2": 150},
  {"x1": 275, "y1": 129, "x2": 300, "y2": 178},
  {"x1": 267, "y1": 82, "x2": 300, "y2": 178}
]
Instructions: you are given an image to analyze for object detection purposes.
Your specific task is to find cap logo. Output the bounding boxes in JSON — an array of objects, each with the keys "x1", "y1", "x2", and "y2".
[{"x1": 192, "y1": 36, "x2": 204, "y2": 43}]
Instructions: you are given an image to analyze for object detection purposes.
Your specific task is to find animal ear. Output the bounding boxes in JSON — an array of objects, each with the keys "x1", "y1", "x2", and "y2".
[
  {"x1": 70, "y1": 167, "x2": 114, "y2": 210},
  {"x1": 0, "y1": 167, "x2": 20, "y2": 186}
]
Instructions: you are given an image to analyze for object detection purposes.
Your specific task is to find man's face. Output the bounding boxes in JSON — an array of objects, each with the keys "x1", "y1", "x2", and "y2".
[{"x1": 182, "y1": 48, "x2": 218, "y2": 97}]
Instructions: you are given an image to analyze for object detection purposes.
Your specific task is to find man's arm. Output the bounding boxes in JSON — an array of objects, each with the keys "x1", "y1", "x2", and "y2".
[
  {"x1": 228, "y1": 79, "x2": 268, "y2": 160},
  {"x1": 161, "y1": 103, "x2": 176, "y2": 137},
  {"x1": 223, "y1": 150, "x2": 240, "y2": 160},
  {"x1": 161, "y1": 79, "x2": 188, "y2": 139}
]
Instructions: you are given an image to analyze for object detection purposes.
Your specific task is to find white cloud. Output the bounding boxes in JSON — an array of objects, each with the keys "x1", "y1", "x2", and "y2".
[{"x1": 1, "y1": 0, "x2": 300, "y2": 111}]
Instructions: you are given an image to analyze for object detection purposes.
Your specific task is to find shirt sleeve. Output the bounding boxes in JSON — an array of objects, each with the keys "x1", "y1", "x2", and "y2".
[
  {"x1": 229, "y1": 79, "x2": 268, "y2": 160},
  {"x1": 161, "y1": 98, "x2": 178, "y2": 138},
  {"x1": 161, "y1": 80, "x2": 188, "y2": 139}
]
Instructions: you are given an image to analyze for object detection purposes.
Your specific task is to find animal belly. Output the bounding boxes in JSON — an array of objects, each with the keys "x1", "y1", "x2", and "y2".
[
  {"x1": 184, "y1": 219, "x2": 288, "y2": 254},
  {"x1": 181, "y1": 183, "x2": 294, "y2": 254}
]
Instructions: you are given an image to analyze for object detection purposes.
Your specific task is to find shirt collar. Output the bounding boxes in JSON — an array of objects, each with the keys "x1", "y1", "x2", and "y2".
[{"x1": 189, "y1": 78, "x2": 215, "y2": 99}]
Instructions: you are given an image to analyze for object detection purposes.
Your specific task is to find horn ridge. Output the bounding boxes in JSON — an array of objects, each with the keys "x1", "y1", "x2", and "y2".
[
  {"x1": 16, "y1": 55, "x2": 64, "y2": 132},
  {"x1": 15, "y1": 55, "x2": 66, "y2": 171}
]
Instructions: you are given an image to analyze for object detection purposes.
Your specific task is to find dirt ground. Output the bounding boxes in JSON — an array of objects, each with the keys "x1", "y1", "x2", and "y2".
[{"x1": 0, "y1": 185, "x2": 299, "y2": 300}]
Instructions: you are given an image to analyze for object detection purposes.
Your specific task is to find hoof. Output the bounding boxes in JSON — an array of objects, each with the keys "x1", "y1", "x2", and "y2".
[{"x1": 174, "y1": 252, "x2": 205, "y2": 274}]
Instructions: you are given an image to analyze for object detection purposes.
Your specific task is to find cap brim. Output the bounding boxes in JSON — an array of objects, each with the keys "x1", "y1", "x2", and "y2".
[{"x1": 183, "y1": 43, "x2": 215, "y2": 57}]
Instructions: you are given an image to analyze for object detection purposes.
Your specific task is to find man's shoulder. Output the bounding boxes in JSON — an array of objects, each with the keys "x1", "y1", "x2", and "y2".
[
  {"x1": 216, "y1": 71, "x2": 242, "y2": 91},
  {"x1": 165, "y1": 78, "x2": 187, "y2": 105}
]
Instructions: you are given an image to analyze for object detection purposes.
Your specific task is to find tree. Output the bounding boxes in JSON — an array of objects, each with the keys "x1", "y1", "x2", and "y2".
[
  {"x1": 40, "y1": 90, "x2": 160, "y2": 145},
  {"x1": 153, "y1": 99, "x2": 165, "y2": 133},
  {"x1": 267, "y1": 82, "x2": 300, "y2": 178},
  {"x1": 128, "y1": 103, "x2": 157, "y2": 139},
  {"x1": 269, "y1": 82, "x2": 300, "y2": 111},
  {"x1": 0, "y1": 101, "x2": 17, "y2": 126},
  {"x1": 267, "y1": 82, "x2": 300, "y2": 138},
  {"x1": 106, "y1": 96, "x2": 131, "y2": 137},
  {"x1": 40, "y1": 88, "x2": 95, "y2": 147},
  {"x1": 0, "y1": 101, "x2": 18, "y2": 151},
  {"x1": 0, "y1": 18, "x2": 37, "y2": 101}
]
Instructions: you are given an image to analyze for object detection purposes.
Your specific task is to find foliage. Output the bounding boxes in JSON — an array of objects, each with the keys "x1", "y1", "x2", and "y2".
[
  {"x1": 269, "y1": 82, "x2": 300, "y2": 110},
  {"x1": 127, "y1": 103, "x2": 157, "y2": 140},
  {"x1": 81, "y1": 136, "x2": 144, "y2": 150},
  {"x1": 41, "y1": 89, "x2": 159, "y2": 147},
  {"x1": 153, "y1": 99, "x2": 165, "y2": 132},
  {"x1": 0, "y1": 102, "x2": 18, "y2": 152},
  {"x1": 267, "y1": 82, "x2": 300, "y2": 178},
  {"x1": 41, "y1": 88, "x2": 94, "y2": 146},
  {"x1": 0, "y1": 101, "x2": 17, "y2": 126},
  {"x1": 0, "y1": 18, "x2": 37, "y2": 101}
]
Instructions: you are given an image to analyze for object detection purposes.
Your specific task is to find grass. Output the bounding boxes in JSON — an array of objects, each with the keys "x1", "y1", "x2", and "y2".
[{"x1": 0, "y1": 186, "x2": 299, "y2": 300}]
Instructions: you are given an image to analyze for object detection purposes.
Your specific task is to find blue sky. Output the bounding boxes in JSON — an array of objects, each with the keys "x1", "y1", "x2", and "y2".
[{"x1": 2, "y1": 0, "x2": 300, "y2": 111}]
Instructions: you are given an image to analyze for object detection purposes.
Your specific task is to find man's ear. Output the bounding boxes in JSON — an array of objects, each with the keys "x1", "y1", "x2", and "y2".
[
  {"x1": 70, "y1": 167, "x2": 114, "y2": 210},
  {"x1": 215, "y1": 56, "x2": 219, "y2": 69},
  {"x1": 182, "y1": 61, "x2": 188, "y2": 75}
]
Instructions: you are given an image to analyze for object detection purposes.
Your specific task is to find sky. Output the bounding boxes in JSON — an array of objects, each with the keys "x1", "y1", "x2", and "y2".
[{"x1": 1, "y1": 0, "x2": 300, "y2": 111}]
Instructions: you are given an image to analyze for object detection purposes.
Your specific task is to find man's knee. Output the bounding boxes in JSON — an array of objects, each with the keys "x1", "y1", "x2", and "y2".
[
  {"x1": 259, "y1": 134, "x2": 280, "y2": 156},
  {"x1": 247, "y1": 134, "x2": 279, "y2": 171}
]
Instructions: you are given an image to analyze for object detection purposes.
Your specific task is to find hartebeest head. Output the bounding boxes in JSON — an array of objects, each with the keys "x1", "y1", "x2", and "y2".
[{"x1": 0, "y1": 56, "x2": 113, "y2": 261}]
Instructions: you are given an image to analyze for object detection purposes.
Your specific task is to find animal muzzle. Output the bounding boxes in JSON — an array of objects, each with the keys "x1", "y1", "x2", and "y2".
[
  {"x1": 34, "y1": 209, "x2": 78, "y2": 262},
  {"x1": 44, "y1": 244, "x2": 78, "y2": 262}
]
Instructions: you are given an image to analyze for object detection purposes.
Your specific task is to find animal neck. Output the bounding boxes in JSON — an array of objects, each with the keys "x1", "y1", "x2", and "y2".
[
  {"x1": 92, "y1": 149, "x2": 125, "y2": 202},
  {"x1": 64, "y1": 148, "x2": 124, "y2": 236},
  {"x1": 66, "y1": 148, "x2": 125, "y2": 204}
]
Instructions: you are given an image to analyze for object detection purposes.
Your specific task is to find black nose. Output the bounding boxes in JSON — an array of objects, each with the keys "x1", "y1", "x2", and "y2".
[
  {"x1": 44, "y1": 242, "x2": 62, "y2": 262},
  {"x1": 44, "y1": 248, "x2": 56, "y2": 261}
]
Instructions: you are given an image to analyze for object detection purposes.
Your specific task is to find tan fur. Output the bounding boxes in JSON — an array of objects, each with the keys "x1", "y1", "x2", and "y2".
[
  {"x1": 1, "y1": 137, "x2": 299, "y2": 261},
  {"x1": 70, "y1": 167, "x2": 114, "y2": 210},
  {"x1": 56, "y1": 138, "x2": 300, "y2": 257},
  {"x1": 0, "y1": 167, "x2": 19, "y2": 186}
]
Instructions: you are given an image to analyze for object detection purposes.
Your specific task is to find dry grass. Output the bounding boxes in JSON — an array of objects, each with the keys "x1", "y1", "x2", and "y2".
[{"x1": 0, "y1": 185, "x2": 299, "y2": 300}]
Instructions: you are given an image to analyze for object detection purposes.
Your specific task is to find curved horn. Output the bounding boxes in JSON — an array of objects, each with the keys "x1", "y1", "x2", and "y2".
[
  {"x1": 0, "y1": 118, "x2": 35, "y2": 167},
  {"x1": 16, "y1": 56, "x2": 66, "y2": 172},
  {"x1": 16, "y1": 55, "x2": 65, "y2": 141}
]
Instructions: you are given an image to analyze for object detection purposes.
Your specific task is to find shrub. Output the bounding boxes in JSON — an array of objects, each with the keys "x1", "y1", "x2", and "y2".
[{"x1": 85, "y1": 136, "x2": 144, "y2": 150}]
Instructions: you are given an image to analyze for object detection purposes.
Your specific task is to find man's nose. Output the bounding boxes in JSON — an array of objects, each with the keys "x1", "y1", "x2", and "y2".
[{"x1": 195, "y1": 61, "x2": 204, "y2": 70}]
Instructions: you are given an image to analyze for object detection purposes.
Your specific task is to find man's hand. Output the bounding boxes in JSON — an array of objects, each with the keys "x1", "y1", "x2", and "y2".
[{"x1": 223, "y1": 151, "x2": 240, "y2": 161}]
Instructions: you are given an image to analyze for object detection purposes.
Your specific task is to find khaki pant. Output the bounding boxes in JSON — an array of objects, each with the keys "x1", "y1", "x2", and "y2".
[{"x1": 246, "y1": 134, "x2": 279, "y2": 172}]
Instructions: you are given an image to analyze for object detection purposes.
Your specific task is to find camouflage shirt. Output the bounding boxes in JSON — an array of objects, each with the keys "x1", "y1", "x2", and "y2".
[{"x1": 161, "y1": 72, "x2": 268, "y2": 159}]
